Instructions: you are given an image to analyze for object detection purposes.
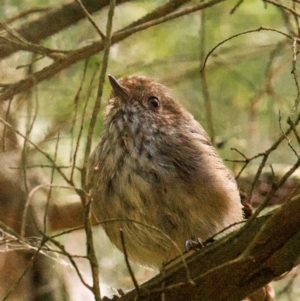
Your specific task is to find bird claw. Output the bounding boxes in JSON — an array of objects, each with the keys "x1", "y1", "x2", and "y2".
[{"x1": 185, "y1": 238, "x2": 205, "y2": 252}]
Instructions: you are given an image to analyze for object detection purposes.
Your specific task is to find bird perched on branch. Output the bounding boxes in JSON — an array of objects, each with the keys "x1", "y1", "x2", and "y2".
[{"x1": 87, "y1": 75, "x2": 243, "y2": 268}]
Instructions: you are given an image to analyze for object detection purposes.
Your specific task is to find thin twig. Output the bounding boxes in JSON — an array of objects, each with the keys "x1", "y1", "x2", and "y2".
[
  {"x1": 21, "y1": 76, "x2": 40, "y2": 235},
  {"x1": 0, "y1": 117, "x2": 73, "y2": 186},
  {"x1": 229, "y1": 114, "x2": 300, "y2": 201},
  {"x1": 72, "y1": 62, "x2": 98, "y2": 184},
  {"x1": 0, "y1": 22, "x2": 69, "y2": 58},
  {"x1": 201, "y1": 27, "x2": 292, "y2": 72},
  {"x1": 119, "y1": 229, "x2": 141, "y2": 296},
  {"x1": 70, "y1": 59, "x2": 89, "y2": 181},
  {"x1": 43, "y1": 131, "x2": 61, "y2": 233},
  {"x1": 230, "y1": 0, "x2": 244, "y2": 14},
  {"x1": 279, "y1": 112, "x2": 299, "y2": 158},
  {"x1": 227, "y1": 148, "x2": 250, "y2": 179},
  {"x1": 10, "y1": 164, "x2": 74, "y2": 169},
  {"x1": 265, "y1": 0, "x2": 300, "y2": 18},
  {"x1": 291, "y1": 37, "x2": 300, "y2": 115},
  {"x1": 82, "y1": 0, "x2": 116, "y2": 186},
  {"x1": 0, "y1": 0, "x2": 226, "y2": 101},
  {"x1": 82, "y1": 1, "x2": 116, "y2": 300},
  {"x1": 198, "y1": 5, "x2": 214, "y2": 143},
  {"x1": 93, "y1": 217, "x2": 194, "y2": 285},
  {"x1": 21, "y1": 184, "x2": 48, "y2": 237},
  {"x1": 42, "y1": 233, "x2": 92, "y2": 290},
  {"x1": 288, "y1": 117, "x2": 300, "y2": 144},
  {"x1": 75, "y1": 0, "x2": 105, "y2": 39},
  {"x1": 3, "y1": 238, "x2": 47, "y2": 301},
  {"x1": 4, "y1": 7, "x2": 49, "y2": 24},
  {"x1": 2, "y1": 96, "x2": 13, "y2": 151},
  {"x1": 248, "y1": 154, "x2": 300, "y2": 222}
]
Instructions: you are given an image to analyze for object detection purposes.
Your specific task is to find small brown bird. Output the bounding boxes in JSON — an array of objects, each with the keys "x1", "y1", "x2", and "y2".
[{"x1": 87, "y1": 75, "x2": 243, "y2": 268}]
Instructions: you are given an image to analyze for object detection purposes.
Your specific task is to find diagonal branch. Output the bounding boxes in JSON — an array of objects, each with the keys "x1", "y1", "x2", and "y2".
[
  {"x1": 0, "y1": 0, "x2": 130, "y2": 59},
  {"x1": 0, "y1": 0, "x2": 226, "y2": 101},
  {"x1": 117, "y1": 195, "x2": 300, "y2": 301}
]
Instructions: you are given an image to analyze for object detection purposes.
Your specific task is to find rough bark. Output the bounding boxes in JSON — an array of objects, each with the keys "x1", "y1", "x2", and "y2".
[{"x1": 115, "y1": 196, "x2": 300, "y2": 301}]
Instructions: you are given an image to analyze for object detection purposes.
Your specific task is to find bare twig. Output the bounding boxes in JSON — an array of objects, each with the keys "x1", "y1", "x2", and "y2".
[
  {"x1": 82, "y1": 1, "x2": 116, "y2": 300},
  {"x1": 288, "y1": 117, "x2": 300, "y2": 144},
  {"x1": 265, "y1": 0, "x2": 300, "y2": 19},
  {"x1": 0, "y1": 0, "x2": 227, "y2": 101},
  {"x1": 4, "y1": 7, "x2": 49, "y2": 24},
  {"x1": 291, "y1": 37, "x2": 300, "y2": 115},
  {"x1": 245, "y1": 138, "x2": 300, "y2": 224},
  {"x1": 75, "y1": 0, "x2": 105, "y2": 39},
  {"x1": 120, "y1": 229, "x2": 141, "y2": 296},
  {"x1": 279, "y1": 112, "x2": 299, "y2": 158},
  {"x1": 0, "y1": 22, "x2": 69, "y2": 58},
  {"x1": 0, "y1": 0, "x2": 128, "y2": 59},
  {"x1": 72, "y1": 62, "x2": 98, "y2": 183},
  {"x1": 43, "y1": 132, "x2": 61, "y2": 233},
  {"x1": 70, "y1": 59, "x2": 89, "y2": 181},
  {"x1": 2, "y1": 96, "x2": 13, "y2": 151},
  {"x1": 2, "y1": 244, "x2": 43, "y2": 301},
  {"x1": 82, "y1": 0, "x2": 116, "y2": 186},
  {"x1": 42, "y1": 233, "x2": 92, "y2": 290},
  {"x1": 230, "y1": 0, "x2": 244, "y2": 14},
  {"x1": 198, "y1": 5, "x2": 214, "y2": 143},
  {"x1": 201, "y1": 27, "x2": 292, "y2": 72},
  {"x1": 228, "y1": 114, "x2": 300, "y2": 203},
  {"x1": 0, "y1": 117, "x2": 73, "y2": 186},
  {"x1": 21, "y1": 184, "x2": 48, "y2": 237}
]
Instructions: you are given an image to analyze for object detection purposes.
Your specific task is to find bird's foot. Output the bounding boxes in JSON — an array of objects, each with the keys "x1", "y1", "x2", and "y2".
[{"x1": 185, "y1": 238, "x2": 205, "y2": 252}]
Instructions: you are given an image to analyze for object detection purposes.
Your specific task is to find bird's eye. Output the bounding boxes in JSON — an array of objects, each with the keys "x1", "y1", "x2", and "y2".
[{"x1": 148, "y1": 96, "x2": 160, "y2": 110}]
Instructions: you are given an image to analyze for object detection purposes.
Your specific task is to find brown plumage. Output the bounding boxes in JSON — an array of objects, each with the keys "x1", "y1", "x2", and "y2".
[{"x1": 87, "y1": 75, "x2": 243, "y2": 268}]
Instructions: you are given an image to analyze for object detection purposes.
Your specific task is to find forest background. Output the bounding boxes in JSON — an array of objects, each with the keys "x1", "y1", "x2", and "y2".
[{"x1": 0, "y1": 0, "x2": 300, "y2": 301}]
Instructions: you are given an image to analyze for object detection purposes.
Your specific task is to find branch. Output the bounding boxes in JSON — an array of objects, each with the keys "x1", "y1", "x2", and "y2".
[
  {"x1": 117, "y1": 195, "x2": 300, "y2": 301},
  {"x1": 264, "y1": 0, "x2": 300, "y2": 19},
  {"x1": 80, "y1": 0, "x2": 116, "y2": 299},
  {"x1": 201, "y1": 26, "x2": 292, "y2": 72},
  {"x1": 0, "y1": 0, "x2": 130, "y2": 59},
  {"x1": 0, "y1": 0, "x2": 226, "y2": 101}
]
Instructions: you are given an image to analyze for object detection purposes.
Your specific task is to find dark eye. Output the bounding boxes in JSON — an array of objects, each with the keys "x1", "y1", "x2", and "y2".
[{"x1": 148, "y1": 96, "x2": 160, "y2": 109}]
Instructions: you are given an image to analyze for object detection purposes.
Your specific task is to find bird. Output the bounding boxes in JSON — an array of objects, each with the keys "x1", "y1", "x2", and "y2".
[{"x1": 87, "y1": 74, "x2": 243, "y2": 268}]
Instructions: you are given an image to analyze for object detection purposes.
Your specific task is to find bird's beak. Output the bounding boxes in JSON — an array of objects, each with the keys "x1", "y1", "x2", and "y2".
[{"x1": 108, "y1": 74, "x2": 129, "y2": 101}]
